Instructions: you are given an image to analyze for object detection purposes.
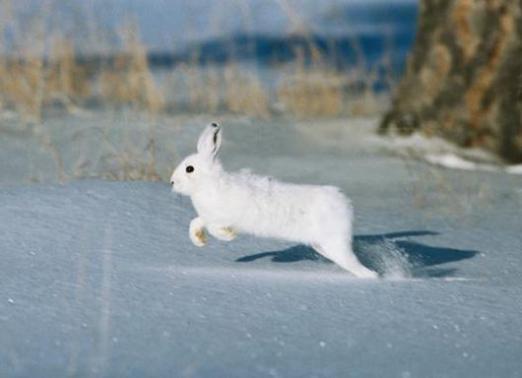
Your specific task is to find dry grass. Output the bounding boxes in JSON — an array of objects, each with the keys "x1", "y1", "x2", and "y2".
[
  {"x1": 174, "y1": 59, "x2": 270, "y2": 118},
  {"x1": 0, "y1": 1, "x2": 395, "y2": 122},
  {"x1": 0, "y1": 42, "x2": 91, "y2": 122},
  {"x1": 277, "y1": 47, "x2": 344, "y2": 118},
  {"x1": 0, "y1": 54, "x2": 46, "y2": 122},
  {"x1": 0, "y1": 1, "x2": 91, "y2": 121},
  {"x1": 276, "y1": 42, "x2": 392, "y2": 118},
  {"x1": 179, "y1": 59, "x2": 221, "y2": 113},
  {"x1": 223, "y1": 63, "x2": 270, "y2": 119},
  {"x1": 98, "y1": 22, "x2": 164, "y2": 114},
  {"x1": 0, "y1": 1, "x2": 400, "y2": 183},
  {"x1": 46, "y1": 36, "x2": 91, "y2": 109},
  {"x1": 0, "y1": 13, "x2": 164, "y2": 119}
]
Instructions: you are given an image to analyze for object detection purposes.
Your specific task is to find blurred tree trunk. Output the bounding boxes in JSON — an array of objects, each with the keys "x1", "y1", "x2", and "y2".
[{"x1": 380, "y1": 0, "x2": 522, "y2": 163}]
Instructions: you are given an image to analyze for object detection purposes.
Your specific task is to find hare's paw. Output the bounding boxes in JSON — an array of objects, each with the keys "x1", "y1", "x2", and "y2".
[
  {"x1": 189, "y1": 217, "x2": 207, "y2": 247},
  {"x1": 208, "y1": 226, "x2": 237, "y2": 241},
  {"x1": 190, "y1": 228, "x2": 207, "y2": 247},
  {"x1": 222, "y1": 227, "x2": 237, "y2": 240}
]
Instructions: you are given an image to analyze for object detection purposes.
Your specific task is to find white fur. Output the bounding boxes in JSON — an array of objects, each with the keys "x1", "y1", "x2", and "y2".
[{"x1": 170, "y1": 123, "x2": 377, "y2": 278}]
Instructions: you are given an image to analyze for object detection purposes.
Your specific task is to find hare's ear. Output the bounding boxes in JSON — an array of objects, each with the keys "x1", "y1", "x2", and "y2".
[{"x1": 197, "y1": 122, "x2": 222, "y2": 159}]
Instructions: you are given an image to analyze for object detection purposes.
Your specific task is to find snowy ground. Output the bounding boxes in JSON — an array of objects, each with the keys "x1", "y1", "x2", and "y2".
[{"x1": 1, "y1": 115, "x2": 522, "y2": 377}]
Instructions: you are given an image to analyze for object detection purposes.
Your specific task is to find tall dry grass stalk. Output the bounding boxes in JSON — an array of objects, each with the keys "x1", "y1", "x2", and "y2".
[
  {"x1": 176, "y1": 56, "x2": 269, "y2": 118},
  {"x1": 0, "y1": 40, "x2": 92, "y2": 122},
  {"x1": 180, "y1": 54, "x2": 221, "y2": 113},
  {"x1": 0, "y1": 53, "x2": 45, "y2": 122},
  {"x1": 277, "y1": 46, "x2": 344, "y2": 118},
  {"x1": 0, "y1": 42, "x2": 92, "y2": 122},
  {"x1": 223, "y1": 62, "x2": 270, "y2": 119},
  {"x1": 0, "y1": 0, "x2": 46, "y2": 122},
  {"x1": 46, "y1": 36, "x2": 91, "y2": 110},
  {"x1": 98, "y1": 22, "x2": 164, "y2": 114}
]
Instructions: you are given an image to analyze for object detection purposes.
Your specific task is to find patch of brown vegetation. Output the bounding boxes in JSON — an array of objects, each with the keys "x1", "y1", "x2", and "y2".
[
  {"x1": 223, "y1": 63, "x2": 270, "y2": 119},
  {"x1": 276, "y1": 47, "x2": 344, "y2": 118},
  {"x1": 46, "y1": 37, "x2": 91, "y2": 109},
  {"x1": 465, "y1": 2, "x2": 515, "y2": 135},
  {"x1": 0, "y1": 2, "x2": 394, "y2": 123},
  {"x1": 98, "y1": 23, "x2": 164, "y2": 114},
  {"x1": 452, "y1": 0, "x2": 479, "y2": 62},
  {"x1": 420, "y1": 43, "x2": 452, "y2": 100},
  {"x1": 0, "y1": 54, "x2": 45, "y2": 122}
]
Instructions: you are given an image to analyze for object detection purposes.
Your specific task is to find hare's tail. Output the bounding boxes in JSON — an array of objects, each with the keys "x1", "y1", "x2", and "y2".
[{"x1": 313, "y1": 239, "x2": 378, "y2": 278}]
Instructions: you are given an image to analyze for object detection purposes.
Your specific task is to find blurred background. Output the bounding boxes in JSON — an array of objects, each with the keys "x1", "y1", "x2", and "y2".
[
  {"x1": 2, "y1": 3, "x2": 522, "y2": 377},
  {"x1": 1, "y1": 0, "x2": 520, "y2": 185},
  {"x1": 0, "y1": 0, "x2": 419, "y2": 184}
]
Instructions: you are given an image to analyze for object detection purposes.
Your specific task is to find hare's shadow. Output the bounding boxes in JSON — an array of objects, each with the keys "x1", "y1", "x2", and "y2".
[{"x1": 236, "y1": 231, "x2": 478, "y2": 278}]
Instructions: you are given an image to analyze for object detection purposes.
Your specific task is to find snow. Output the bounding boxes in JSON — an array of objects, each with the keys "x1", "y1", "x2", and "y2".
[
  {"x1": 506, "y1": 165, "x2": 522, "y2": 175},
  {"x1": 423, "y1": 153, "x2": 522, "y2": 175},
  {"x1": 371, "y1": 131, "x2": 522, "y2": 175},
  {"x1": 1, "y1": 116, "x2": 522, "y2": 377},
  {"x1": 424, "y1": 153, "x2": 492, "y2": 171}
]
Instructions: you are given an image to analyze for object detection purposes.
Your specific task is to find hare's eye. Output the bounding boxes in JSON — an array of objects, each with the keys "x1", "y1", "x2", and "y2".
[{"x1": 186, "y1": 165, "x2": 194, "y2": 173}]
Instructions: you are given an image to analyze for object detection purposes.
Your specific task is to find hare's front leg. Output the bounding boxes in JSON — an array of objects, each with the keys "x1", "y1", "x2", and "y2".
[
  {"x1": 189, "y1": 217, "x2": 207, "y2": 247},
  {"x1": 207, "y1": 225, "x2": 237, "y2": 241}
]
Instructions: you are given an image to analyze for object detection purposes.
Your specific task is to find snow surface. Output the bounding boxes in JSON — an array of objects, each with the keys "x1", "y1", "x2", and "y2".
[
  {"x1": 370, "y1": 131, "x2": 522, "y2": 175},
  {"x1": 423, "y1": 153, "x2": 522, "y2": 175},
  {"x1": 1, "y1": 115, "x2": 522, "y2": 377},
  {"x1": 506, "y1": 165, "x2": 522, "y2": 175},
  {"x1": 424, "y1": 153, "x2": 490, "y2": 172}
]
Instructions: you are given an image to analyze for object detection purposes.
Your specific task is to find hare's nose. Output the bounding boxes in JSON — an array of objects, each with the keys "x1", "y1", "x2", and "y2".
[{"x1": 170, "y1": 180, "x2": 175, "y2": 185}]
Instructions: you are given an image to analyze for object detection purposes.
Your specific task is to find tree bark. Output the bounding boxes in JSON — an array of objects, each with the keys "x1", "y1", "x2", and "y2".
[{"x1": 380, "y1": 0, "x2": 522, "y2": 163}]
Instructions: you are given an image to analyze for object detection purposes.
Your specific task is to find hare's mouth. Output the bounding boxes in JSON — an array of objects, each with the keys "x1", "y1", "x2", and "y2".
[{"x1": 171, "y1": 183, "x2": 187, "y2": 196}]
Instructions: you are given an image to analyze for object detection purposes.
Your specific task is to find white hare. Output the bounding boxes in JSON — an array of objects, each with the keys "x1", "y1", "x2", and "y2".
[{"x1": 170, "y1": 123, "x2": 377, "y2": 278}]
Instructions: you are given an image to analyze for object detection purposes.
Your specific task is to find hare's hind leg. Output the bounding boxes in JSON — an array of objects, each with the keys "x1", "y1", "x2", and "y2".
[
  {"x1": 208, "y1": 225, "x2": 237, "y2": 241},
  {"x1": 189, "y1": 217, "x2": 207, "y2": 247},
  {"x1": 314, "y1": 239, "x2": 377, "y2": 279}
]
